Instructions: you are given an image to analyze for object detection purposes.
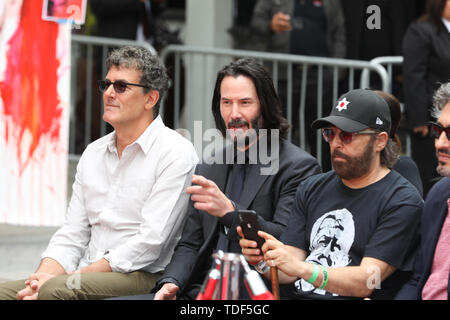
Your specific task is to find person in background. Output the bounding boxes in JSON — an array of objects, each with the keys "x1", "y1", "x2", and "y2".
[
  {"x1": 375, "y1": 90, "x2": 423, "y2": 197},
  {"x1": 90, "y1": 0, "x2": 156, "y2": 40},
  {"x1": 402, "y1": 0, "x2": 450, "y2": 196},
  {"x1": 396, "y1": 82, "x2": 450, "y2": 300},
  {"x1": 339, "y1": 0, "x2": 418, "y2": 97},
  {"x1": 250, "y1": 0, "x2": 346, "y2": 171}
]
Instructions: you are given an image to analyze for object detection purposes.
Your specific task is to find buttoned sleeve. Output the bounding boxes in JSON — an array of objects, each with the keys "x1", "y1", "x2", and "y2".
[
  {"x1": 104, "y1": 139, "x2": 198, "y2": 273},
  {"x1": 40, "y1": 154, "x2": 92, "y2": 272}
]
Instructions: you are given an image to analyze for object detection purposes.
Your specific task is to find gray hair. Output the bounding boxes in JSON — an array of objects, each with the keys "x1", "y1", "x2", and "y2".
[
  {"x1": 380, "y1": 137, "x2": 399, "y2": 168},
  {"x1": 106, "y1": 46, "x2": 169, "y2": 117},
  {"x1": 432, "y1": 82, "x2": 450, "y2": 119}
]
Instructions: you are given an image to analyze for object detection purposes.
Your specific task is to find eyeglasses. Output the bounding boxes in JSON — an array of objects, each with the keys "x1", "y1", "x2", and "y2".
[
  {"x1": 429, "y1": 122, "x2": 450, "y2": 140},
  {"x1": 322, "y1": 128, "x2": 379, "y2": 144},
  {"x1": 98, "y1": 79, "x2": 149, "y2": 93}
]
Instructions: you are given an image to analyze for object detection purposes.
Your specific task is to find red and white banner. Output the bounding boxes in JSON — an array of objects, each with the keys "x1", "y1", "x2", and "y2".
[{"x1": 0, "y1": 0, "x2": 71, "y2": 226}]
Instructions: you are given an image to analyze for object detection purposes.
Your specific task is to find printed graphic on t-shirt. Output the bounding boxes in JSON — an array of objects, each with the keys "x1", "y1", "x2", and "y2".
[{"x1": 295, "y1": 209, "x2": 355, "y2": 296}]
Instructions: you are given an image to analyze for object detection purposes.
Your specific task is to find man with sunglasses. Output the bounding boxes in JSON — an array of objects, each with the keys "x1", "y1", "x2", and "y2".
[
  {"x1": 0, "y1": 46, "x2": 198, "y2": 300},
  {"x1": 396, "y1": 82, "x2": 450, "y2": 300},
  {"x1": 240, "y1": 89, "x2": 423, "y2": 299}
]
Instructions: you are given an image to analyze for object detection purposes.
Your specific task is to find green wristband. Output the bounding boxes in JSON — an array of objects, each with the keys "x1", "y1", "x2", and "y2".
[
  {"x1": 319, "y1": 265, "x2": 329, "y2": 289},
  {"x1": 306, "y1": 263, "x2": 319, "y2": 284}
]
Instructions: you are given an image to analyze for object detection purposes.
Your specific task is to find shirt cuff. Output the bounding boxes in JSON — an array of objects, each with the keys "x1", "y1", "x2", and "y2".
[
  {"x1": 219, "y1": 210, "x2": 235, "y2": 229},
  {"x1": 154, "y1": 277, "x2": 182, "y2": 293},
  {"x1": 103, "y1": 250, "x2": 133, "y2": 273},
  {"x1": 40, "y1": 250, "x2": 73, "y2": 272}
]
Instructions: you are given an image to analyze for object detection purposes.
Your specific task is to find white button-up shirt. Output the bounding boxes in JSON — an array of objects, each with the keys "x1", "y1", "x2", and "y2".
[{"x1": 42, "y1": 116, "x2": 198, "y2": 273}]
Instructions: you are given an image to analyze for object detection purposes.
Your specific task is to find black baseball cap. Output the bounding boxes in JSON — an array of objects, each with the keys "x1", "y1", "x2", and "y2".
[{"x1": 311, "y1": 89, "x2": 391, "y2": 133}]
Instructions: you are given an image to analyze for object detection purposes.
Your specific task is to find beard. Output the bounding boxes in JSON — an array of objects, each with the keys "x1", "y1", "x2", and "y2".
[
  {"x1": 436, "y1": 149, "x2": 450, "y2": 177},
  {"x1": 332, "y1": 138, "x2": 376, "y2": 180},
  {"x1": 227, "y1": 115, "x2": 264, "y2": 147}
]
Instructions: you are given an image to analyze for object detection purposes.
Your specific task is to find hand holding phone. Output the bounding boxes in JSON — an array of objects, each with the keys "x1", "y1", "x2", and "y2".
[{"x1": 238, "y1": 210, "x2": 265, "y2": 250}]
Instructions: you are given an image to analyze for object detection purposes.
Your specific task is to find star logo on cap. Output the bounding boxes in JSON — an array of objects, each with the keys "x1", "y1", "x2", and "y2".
[{"x1": 336, "y1": 98, "x2": 350, "y2": 111}]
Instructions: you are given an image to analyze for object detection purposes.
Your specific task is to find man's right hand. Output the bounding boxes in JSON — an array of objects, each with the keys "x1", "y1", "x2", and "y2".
[
  {"x1": 16, "y1": 258, "x2": 66, "y2": 300},
  {"x1": 154, "y1": 282, "x2": 179, "y2": 300},
  {"x1": 237, "y1": 226, "x2": 264, "y2": 265},
  {"x1": 270, "y1": 12, "x2": 292, "y2": 33},
  {"x1": 16, "y1": 272, "x2": 57, "y2": 300}
]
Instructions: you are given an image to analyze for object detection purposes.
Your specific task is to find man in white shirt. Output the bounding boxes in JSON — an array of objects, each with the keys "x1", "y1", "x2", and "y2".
[{"x1": 0, "y1": 46, "x2": 198, "y2": 300}]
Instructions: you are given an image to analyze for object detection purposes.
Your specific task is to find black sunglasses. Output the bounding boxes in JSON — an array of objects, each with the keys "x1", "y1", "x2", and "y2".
[
  {"x1": 429, "y1": 122, "x2": 450, "y2": 140},
  {"x1": 322, "y1": 128, "x2": 379, "y2": 144},
  {"x1": 98, "y1": 79, "x2": 149, "y2": 93}
]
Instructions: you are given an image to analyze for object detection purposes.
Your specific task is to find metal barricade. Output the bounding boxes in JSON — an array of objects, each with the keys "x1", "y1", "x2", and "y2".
[
  {"x1": 360, "y1": 56, "x2": 403, "y2": 93},
  {"x1": 159, "y1": 44, "x2": 390, "y2": 165}
]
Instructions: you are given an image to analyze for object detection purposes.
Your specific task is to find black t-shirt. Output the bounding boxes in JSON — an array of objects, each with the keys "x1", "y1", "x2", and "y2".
[{"x1": 281, "y1": 170, "x2": 423, "y2": 300}]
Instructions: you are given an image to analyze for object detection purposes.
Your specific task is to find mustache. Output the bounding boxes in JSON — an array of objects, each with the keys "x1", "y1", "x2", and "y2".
[
  {"x1": 105, "y1": 98, "x2": 119, "y2": 106},
  {"x1": 332, "y1": 149, "x2": 351, "y2": 161},
  {"x1": 437, "y1": 149, "x2": 450, "y2": 156},
  {"x1": 227, "y1": 119, "x2": 249, "y2": 128}
]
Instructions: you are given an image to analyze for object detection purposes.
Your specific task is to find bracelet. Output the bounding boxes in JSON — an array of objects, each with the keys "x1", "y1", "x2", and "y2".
[
  {"x1": 319, "y1": 265, "x2": 329, "y2": 290},
  {"x1": 306, "y1": 263, "x2": 319, "y2": 284}
]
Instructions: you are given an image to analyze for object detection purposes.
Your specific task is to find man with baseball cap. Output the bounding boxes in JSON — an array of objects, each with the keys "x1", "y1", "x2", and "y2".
[{"x1": 240, "y1": 89, "x2": 423, "y2": 299}]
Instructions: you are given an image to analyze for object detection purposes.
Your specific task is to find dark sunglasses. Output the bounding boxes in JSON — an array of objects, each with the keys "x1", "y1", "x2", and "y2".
[
  {"x1": 429, "y1": 122, "x2": 450, "y2": 140},
  {"x1": 98, "y1": 79, "x2": 149, "y2": 93},
  {"x1": 322, "y1": 128, "x2": 379, "y2": 144}
]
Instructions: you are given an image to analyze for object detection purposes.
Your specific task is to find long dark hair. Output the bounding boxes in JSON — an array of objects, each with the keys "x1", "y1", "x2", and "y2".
[
  {"x1": 374, "y1": 91, "x2": 401, "y2": 140},
  {"x1": 419, "y1": 0, "x2": 448, "y2": 32},
  {"x1": 374, "y1": 90, "x2": 401, "y2": 167},
  {"x1": 211, "y1": 58, "x2": 290, "y2": 139}
]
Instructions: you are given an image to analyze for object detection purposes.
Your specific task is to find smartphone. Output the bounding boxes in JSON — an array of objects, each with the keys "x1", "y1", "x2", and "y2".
[{"x1": 237, "y1": 210, "x2": 265, "y2": 250}]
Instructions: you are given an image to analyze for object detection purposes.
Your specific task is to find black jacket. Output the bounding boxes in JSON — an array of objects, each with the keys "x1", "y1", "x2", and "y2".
[
  {"x1": 396, "y1": 177, "x2": 450, "y2": 299},
  {"x1": 90, "y1": 0, "x2": 143, "y2": 39},
  {"x1": 341, "y1": 0, "x2": 412, "y2": 60},
  {"x1": 403, "y1": 20, "x2": 450, "y2": 129}
]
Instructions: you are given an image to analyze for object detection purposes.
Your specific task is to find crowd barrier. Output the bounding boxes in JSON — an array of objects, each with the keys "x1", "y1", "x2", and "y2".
[
  {"x1": 70, "y1": 35, "x2": 404, "y2": 164},
  {"x1": 360, "y1": 56, "x2": 411, "y2": 156}
]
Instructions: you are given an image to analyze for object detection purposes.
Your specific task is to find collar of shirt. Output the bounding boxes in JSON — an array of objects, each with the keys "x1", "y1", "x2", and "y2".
[
  {"x1": 104, "y1": 115, "x2": 164, "y2": 156},
  {"x1": 442, "y1": 18, "x2": 450, "y2": 33}
]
